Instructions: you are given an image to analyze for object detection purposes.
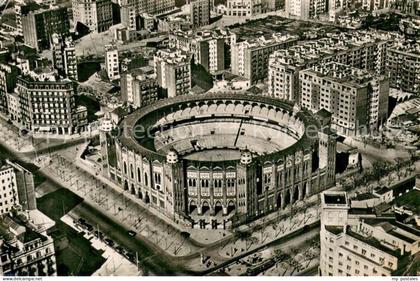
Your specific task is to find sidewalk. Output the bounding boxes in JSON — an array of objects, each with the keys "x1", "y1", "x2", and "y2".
[
  {"x1": 60, "y1": 214, "x2": 141, "y2": 276},
  {"x1": 40, "y1": 153, "x2": 195, "y2": 258}
]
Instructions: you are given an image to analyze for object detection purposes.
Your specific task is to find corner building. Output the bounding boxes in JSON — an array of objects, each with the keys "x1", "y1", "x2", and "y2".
[{"x1": 108, "y1": 93, "x2": 336, "y2": 226}]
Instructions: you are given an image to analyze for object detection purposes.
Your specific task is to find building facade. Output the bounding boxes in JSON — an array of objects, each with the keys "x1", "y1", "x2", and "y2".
[
  {"x1": 15, "y1": 77, "x2": 87, "y2": 135},
  {"x1": 190, "y1": 0, "x2": 210, "y2": 28},
  {"x1": 121, "y1": 68, "x2": 159, "y2": 108},
  {"x1": 169, "y1": 29, "x2": 232, "y2": 74},
  {"x1": 231, "y1": 33, "x2": 298, "y2": 84},
  {"x1": 299, "y1": 63, "x2": 389, "y2": 136},
  {"x1": 285, "y1": 0, "x2": 328, "y2": 19},
  {"x1": 72, "y1": 0, "x2": 113, "y2": 32},
  {"x1": 215, "y1": 0, "x2": 262, "y2": 16},
  {"x1": 51, "y1": 34, "x2": 78, "y2": 81},
  {"x1": 21, "y1": 5, "x2": 70, "y2": 51},
  {"x1": 387, "y1": 44, "x2": 420, "y2": 94},
  {"x1": 267, "y1": 31, "x2": 393, "y2": 102},
  {"x1": 154, "y1": 49, "x2": 191, "y2": 98},
  {"x1": 105, "y1": 45, "x2": 120, "y2": 81}
]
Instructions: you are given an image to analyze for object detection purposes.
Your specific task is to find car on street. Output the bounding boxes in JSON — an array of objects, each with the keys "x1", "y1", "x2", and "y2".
[
  {"x1": 128, "y1": 230, "x2": 137, "y2": 237},
  {"x1": 104, "y1": 238, "x2": 115, "y2": 247},
  {"x1": 115, "y1": 245, "x2": 124, "y2": 254}
]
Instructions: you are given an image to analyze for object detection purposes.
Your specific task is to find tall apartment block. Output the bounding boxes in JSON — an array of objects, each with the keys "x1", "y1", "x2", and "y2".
[
  {"x1": 121, "y1": 67, "x2": 159, "y2": 108},
  {"x1": 0, "y1": 64, "x2": 19, "y2": 115},
  {"x1": 268, "y1": 31, "x2": 393, "y2": 102},
  {"x1": 231, "y1": 33, "x2": 298, "y2": 84},
  {"x1": 285, "y1": 0, "x2": 328, "y2": 19},
  {"x1": 15, "y1": 76, "x2": 87, "y2": 135},
  {"x1": 20, "y1": 5, "x2": 70, "y2": 51},
  {"x1": 387, "y1": 43, "x2": 420, "y2": 94},
  {"x1": 169, "y1": 29, "x2": 232, "y2": 74},
  {"x1": 105, "y1": 45, "x2": 120, "y2": 80},
  {"x1": 299, "y1": 62, "x2": 389, "y2": 136},
  {"x1": 154, "y1": 49, "x2": 191, "y2": 98},
  {"x1": 0, "y1": 159, "x2": 36, "y2": 215},
  {"x1": 52, "y1": 34, "x2": 78, "y2": 81},
  {"x1": 72, "y1": 0, "x2": 113, "y2": 32},
  {"x1": 190, "y1": 0, "x2": 210, "y2": 27},
  {"x1": 320, "y1": 191, "x2": 420, "y2": 276}
]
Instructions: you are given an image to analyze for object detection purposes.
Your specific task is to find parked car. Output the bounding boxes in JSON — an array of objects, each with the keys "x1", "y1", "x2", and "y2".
[
  {"x1": 128, "y1": 230, "x2": 137, "y2": 237},
  {"x1": 104, "y1": 238, "x2": 115, "y2": 247}
]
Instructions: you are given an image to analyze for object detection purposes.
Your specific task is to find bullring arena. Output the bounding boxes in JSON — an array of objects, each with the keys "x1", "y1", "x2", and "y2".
[{"x1": 102, "y1": 93, "x2": 336, "y2": 229}]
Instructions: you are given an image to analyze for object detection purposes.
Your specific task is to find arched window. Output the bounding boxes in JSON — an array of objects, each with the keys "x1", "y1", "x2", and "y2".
[
  {"x1": 144, "y1": 173, "x2": 148, "y2": 186},
  {"x1": 130, "y1": 164, "x2": 134, "y2": 179},
  {"x1": 137, "y1": 168, "x2": 141, "y2": 182},
  {"x1": 123, "y1": 162, "x2": 127, "y2": 174}
]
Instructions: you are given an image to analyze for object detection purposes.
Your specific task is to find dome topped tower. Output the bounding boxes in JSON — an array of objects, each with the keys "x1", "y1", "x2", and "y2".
[
  {"x1": 166, "y1": 149, "x2": 179, "y2": 164},
  {"x1": 240, "y1": 149, "x2": 253, "y2": 166}
]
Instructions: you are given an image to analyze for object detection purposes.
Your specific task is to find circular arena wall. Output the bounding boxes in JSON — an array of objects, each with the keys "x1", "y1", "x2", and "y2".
[{"x1": 112, "y1": 93, "x2": 335, "y2": 226}]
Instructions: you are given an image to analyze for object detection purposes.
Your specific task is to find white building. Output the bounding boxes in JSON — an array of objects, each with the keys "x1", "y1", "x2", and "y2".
[
  {"x1": 285, "y1": 0, "x2": 328, "y2": 19},
  {"x1": 105, "y1": 45, "x2": 120, "y2": 80},
  {"x1": 320, "y1": 191, "x2": 420, "y2": 276},
  {"x1": 0, "y1": 165, "x2": 19, "y2": 215},
  {"x1": 215, "y1": 0, "x2": 262, "y2": 17}
]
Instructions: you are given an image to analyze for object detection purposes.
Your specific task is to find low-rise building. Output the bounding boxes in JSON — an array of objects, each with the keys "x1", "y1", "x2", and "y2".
[
  {"x1": 285, "y1": 0, "x2": 328, "y2": 19},
  {"x1": 320, "y1": 191, "x2": 420, "y2": 276},
  {"x1": 0, "y1": 216, "x2": 57, "y2": 276}
]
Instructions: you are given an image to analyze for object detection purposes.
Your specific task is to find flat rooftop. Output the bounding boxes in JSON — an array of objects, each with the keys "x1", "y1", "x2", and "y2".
[{"x1": 324, "y1": 193, "x2": 347, "y2": 205}]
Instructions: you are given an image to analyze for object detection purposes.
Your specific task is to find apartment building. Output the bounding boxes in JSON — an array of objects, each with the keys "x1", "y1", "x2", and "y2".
[
  {"x1": 169, "y1": 29, "x2": 232, "y2": 74},
  {"x1": 267, "y1": 31, "x2": 393, "y2": 102},
  {"x1": 20, "y1": 5, "x2": 70, "y2": 51},
  {"x1": 362, "y1": 0, "x2": 393, "y2": 11},
  {"x1": 15, "y1": 76, "x2": 87, "y2": 135},
  {"x1": 320, "y1": 191, "x2": 420, "y2": 276},
  {"x1": 285, "y1": 0, "x2": 328, "y2": 19},
  {"x1": 121, "y1": 67, "x2": 159, "y2": 108},
  {"x1": 215, "y1": 0, "x2": 262, "y2": 16},
  {"x1": 0, "y1": 216, "x2": 57, "y2": 276},
  {"x1": 190, "y1": 0, "x2": 210, "y2": 27},
  {"x1": 0, "y1": 64, "x2": 19, "y2": 114},
  {"x1": 299, "y1": 62, "x2": 389, "y2": 136},
  {"x1": 154, "y1": 49, "x2": 191, "y2": 97},
  {"x1": 51, "y1": 34, "x2": 78, "y2": 81},
  {"x1": 0, "y1": 160, "x2": 36, "y2": 215},
  {"x1": 72, "y1": 0, "x2": 113, "y2": 32},
  {"x1": 387, "y1": 43, "x2": 420, "y2": 94},
  {"x1": 105, "y1": 45, "x2": 120, "y2": 80},
  {"x1": 231, "y1": 33, "x2": 298, "y2": 84}
]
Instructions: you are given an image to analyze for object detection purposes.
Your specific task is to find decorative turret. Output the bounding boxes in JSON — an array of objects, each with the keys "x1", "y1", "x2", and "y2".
[
  {"x1": 166, "y1": 149, "x2": 179, "y2": 164},
  {"x1": 240, "y1": 149, "x2": 253, "y2": 166}
]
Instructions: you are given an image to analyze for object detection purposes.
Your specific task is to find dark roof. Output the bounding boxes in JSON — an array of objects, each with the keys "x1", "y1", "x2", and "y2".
[
  {"x1": 374, "y1": 186, "x2": 391, "y2": 195},
  {"x1": 325, "y1": 225, "x2": 344, "y2": 235},
  {"x1": 18, "y1": 228, "x2": 47, "y2": 243},
  {"x1": 317, "y1": 108, "x2": 332, "y2": 118},
  {"x1": 324, "y1": 193, "x2": 347, "y2": 205},
  {"x1": 354, "y1": 193, "x2": 378, "y2": 201}
]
